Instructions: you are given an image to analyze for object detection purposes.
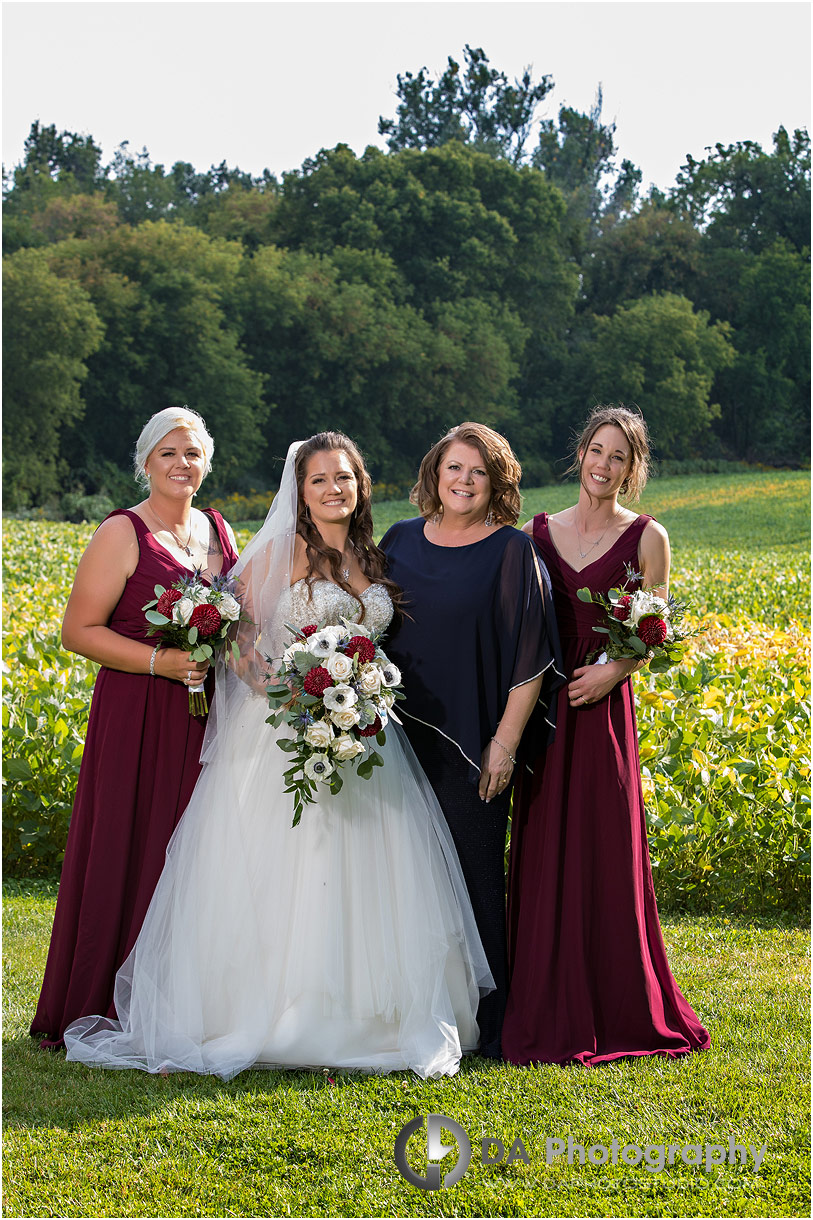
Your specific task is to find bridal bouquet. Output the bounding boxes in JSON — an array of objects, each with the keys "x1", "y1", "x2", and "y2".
[
  {"x1": 577, "y1": 565, "x2": 703, "y2": 674},
  {"x1": 264, "y1": 620, "x2": 405, "y2": 826},
  {"x1": 143, "y1": 570, "x2": 248, "y2": 715}
]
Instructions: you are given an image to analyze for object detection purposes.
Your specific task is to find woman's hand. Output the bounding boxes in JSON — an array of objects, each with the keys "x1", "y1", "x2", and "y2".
[
  {"x1": 478, "y1": 739, "x2": 514, "y2": 803},
  {"x1": 153, "y1": 648, "x2": 210, "y2": 686},
  {"x1": 568, "y1": 658, "x2": 632, "y2": 708}
]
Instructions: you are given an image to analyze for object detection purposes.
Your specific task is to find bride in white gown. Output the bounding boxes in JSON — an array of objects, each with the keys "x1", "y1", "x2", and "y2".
[{"x1": 64, "y1": 433, "x2": 492, "y2": 1080}]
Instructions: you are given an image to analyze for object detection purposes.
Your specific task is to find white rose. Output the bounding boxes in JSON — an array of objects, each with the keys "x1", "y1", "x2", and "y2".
[
  {"x1": 629, "y1": 592, "x2": 668, "y2": 627},
  {"x1": 304, "y1": 753, "x2": 334, "y2": 783},
  {"x1": 331, "y1": 707, "x2": 361, "y2": 731},
  {"x1": 323, "y1": 684, "x2": 358, "y2": 711},
  {"x1": 218, "y1": 593, "x2": 241, "y2": 622},
  {"x1": 173, "y1": 597, "x2": 195, "y2": 626},
  {"x1": 379, "y1": 662, "x2": 401, "y2": 688},
  {"x1": 283, "y1": 640, "x2": 308, "y2": 662},
  {"x1": 379, "y1": 688, "x2": 395, "y2": 710},
  {"x1": 331, "y1": 734, "x2": 365, "y2": 761},
  {"x1": 358, "y1": 664, "x2": 382, "y2": 696},
  {"x1": 188, "y1": 584, "x2": 209, "y2": 605},
  {"x1": 341, "y1": 617, "x2": 371, "y2": 637},
  {"x1": 304, "y1": 720, "x2": 334, "y2": 750},
  {"x1": 326, "y1": 652, "x2": 354, "y2": 682}
]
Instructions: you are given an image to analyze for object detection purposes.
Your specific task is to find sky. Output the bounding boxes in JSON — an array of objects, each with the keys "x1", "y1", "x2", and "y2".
[{"x1": 2, "y1": 0, "x2": 810, "y2": 194}]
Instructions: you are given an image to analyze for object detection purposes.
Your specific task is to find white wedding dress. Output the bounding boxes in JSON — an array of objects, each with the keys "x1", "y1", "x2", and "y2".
[{"x1": 64, "y1": 580, "x2": 492, "y2": 1080}]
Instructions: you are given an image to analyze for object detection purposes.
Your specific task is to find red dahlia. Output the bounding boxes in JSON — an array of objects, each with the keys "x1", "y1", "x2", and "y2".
[
  {"x1": 303, "y1": 666, "x2": 334, "y2": 696},
  {"x1": 156, "y1": 587, "x2": 184, "y2": 617},
  {"x1": 637, "y1": 616, "x2": 668, "y2": 647},
  {"x1": 346, "y1": 635, "x2": 376, "y2": 664},
  {"x1": 189, "y1": 603, "x2": 223, "y2": 637},
  {"x1": 358, "y1": 715, "x2": 382, "y2": 738},
  {"x1": 612, "y1": 595, "x2": 632, "y2": 621},
  {"x1": 301, "y1": 624, "x2": 318, "y2": 637}
]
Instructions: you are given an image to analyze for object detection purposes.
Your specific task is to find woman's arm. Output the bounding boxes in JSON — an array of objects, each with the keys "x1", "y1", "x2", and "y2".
[
  {"x1": 61, "y1": 516, "x2": 209, "y2": 684},
  {"x1": 639, "y1": 519, "x2": 670, "y2": 598},
  {"x1": 479, "y1": 675, "x2": 543, "y2": 802}
]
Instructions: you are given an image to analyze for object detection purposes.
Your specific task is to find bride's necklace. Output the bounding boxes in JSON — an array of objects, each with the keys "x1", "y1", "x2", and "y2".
[
  {"x1": 341, "y1": 544, "x2": 355, "y2": 582},
  {"x1": 149, "y1": 502, "x2": 195, "y2": 556},
  {"x1": 574, "y1": 512, "x2": 618, "y2": 560}
]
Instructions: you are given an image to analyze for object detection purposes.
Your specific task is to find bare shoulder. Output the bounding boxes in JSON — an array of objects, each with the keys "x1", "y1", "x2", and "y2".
[
  {"x1": 641, "y1": 517, "x2": 670, "y2": 549},
  {"x1": 71, "y1": 511, "x2": 140, "y2": 586},
  {"x1": 85, "y1": 512, "x2": 138, "y2": 554},
  {"x1": 521, "y1": 519, "x2": 534, "y2": 536}
]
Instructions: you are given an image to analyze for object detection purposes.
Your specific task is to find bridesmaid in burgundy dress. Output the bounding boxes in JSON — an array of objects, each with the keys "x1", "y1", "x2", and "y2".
[
  {"x1": 503, "y1": 405, "x2": 709, "y2": 1065},
  {"x1": 31, "y1": 407, "x2": 238, "y2": 1048}
]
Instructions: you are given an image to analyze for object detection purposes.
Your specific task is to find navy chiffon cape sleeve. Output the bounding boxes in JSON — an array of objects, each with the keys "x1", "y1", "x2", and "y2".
[{"x1": 380, "y1": 517, "x2": 565, "y2": 782}]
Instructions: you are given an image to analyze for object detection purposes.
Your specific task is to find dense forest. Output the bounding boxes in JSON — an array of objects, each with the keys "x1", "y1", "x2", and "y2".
[{"x1": 3, "y1": 47, "x2": 810, "y2": 508}]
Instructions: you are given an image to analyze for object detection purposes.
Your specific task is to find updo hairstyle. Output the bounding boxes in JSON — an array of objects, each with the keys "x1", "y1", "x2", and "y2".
[
  {"x1": 134, "y1": 406, "x2": 214, "y2": 489},
  {"x1": 568, "y1": 405, "x2": 652, "y2": 503}
]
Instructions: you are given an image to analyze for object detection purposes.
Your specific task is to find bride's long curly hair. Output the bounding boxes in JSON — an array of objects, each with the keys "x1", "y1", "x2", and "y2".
[{"x1": 294, "y1": 432, "x2": 403, "y2": 621}]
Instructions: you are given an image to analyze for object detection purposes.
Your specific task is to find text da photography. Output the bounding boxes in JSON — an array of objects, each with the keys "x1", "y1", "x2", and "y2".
[{"x1": 394, "y1": 1114, "x2": 767, "y2": 1190}]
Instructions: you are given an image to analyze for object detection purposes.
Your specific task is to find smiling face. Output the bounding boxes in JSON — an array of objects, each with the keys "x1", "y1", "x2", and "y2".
[
  {"x1": 144, "y1": 428, "x2": 206, "y2": 501},
  {"x1": 300, "y1": 448, "x2": 359, "y2": 530},
  {"x1": 579, "y1": 424, "x2": 632, "y2": 501},
  {"x1": 436, "y1": 441, "x2": 492, "y2": 523}
]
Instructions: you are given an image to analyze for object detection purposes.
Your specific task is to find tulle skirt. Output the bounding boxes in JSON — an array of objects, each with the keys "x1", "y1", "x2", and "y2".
[{"x1": 64, "y1": 694, "x2": 492, "y2": 1080}]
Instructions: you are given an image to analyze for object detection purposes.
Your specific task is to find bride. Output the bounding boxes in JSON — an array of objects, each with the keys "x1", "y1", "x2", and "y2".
[{"x1": 64, "y1": 433, "x2": 492, "y2": 1080}]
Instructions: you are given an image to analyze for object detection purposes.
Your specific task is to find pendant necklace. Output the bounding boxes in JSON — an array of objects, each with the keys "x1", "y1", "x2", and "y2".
[
  {"x1": 149, "y1": 503, "x2": 194, "y2": 556},
  {"x1": 575, "y1": 513, "x2": 616, "y2": 560}
]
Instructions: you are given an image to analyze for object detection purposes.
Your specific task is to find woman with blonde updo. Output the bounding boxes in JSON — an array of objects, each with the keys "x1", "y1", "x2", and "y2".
[{"x1": 31, "y1": 407, "x2": 238, "y2": 1048}]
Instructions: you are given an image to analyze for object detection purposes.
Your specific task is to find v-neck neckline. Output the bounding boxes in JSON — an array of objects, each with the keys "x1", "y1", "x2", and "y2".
[{"x1": 544, "y1": 513, "x2": 642, "y2": 576}]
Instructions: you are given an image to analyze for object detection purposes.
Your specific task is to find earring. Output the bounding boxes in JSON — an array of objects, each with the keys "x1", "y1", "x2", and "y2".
[{"x1": 485, "y1": 504, "x2": 495, "y2": 528}]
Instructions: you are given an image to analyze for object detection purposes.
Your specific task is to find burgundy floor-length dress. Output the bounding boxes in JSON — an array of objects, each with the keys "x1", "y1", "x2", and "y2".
[
  {"x1": 503, "y1": 512, "x2": 710, "y2": 1066},
  {"x1": 31, "y1": 509, "x2": 238, "y2": 1048}
]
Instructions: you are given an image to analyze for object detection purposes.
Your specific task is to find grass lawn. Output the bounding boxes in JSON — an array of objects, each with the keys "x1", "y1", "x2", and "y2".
[{"x1": 3, "y1": 883, "x2": 809, "y2": 1218}]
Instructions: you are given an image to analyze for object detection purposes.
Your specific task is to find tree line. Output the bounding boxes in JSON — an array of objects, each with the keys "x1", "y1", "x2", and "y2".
[{"x1": 3, "y1": 47, "x2": 809, "y2": 507}]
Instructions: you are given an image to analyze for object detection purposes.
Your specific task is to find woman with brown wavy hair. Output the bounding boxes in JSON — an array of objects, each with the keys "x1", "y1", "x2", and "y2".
[
  {"x1": 381, "y1": 422, "x2": 564, "y2": 1059},
  {"x1": 290, "y1": 431, "x2": 403, "y2": 614},
  {"x1": 503, "y1": 405, "x2": 709, "y2": 1065}
]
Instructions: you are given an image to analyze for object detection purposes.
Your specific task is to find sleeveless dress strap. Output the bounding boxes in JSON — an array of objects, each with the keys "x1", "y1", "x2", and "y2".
[
  {"x1": 200, "y1": 508, "x2": 231, "y2": 560},
  {"x1": 99, "y1": 508, "x2": 150, "y2": 538}
]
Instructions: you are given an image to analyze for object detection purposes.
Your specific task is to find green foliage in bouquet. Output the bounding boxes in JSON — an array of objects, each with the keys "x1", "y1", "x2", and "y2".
[
  {"x1": 265, "y1": 622, "x2": 404, "y2": 827},
  {"x1": 577, "y1": 565, "x2": 705, "y2": 672}
]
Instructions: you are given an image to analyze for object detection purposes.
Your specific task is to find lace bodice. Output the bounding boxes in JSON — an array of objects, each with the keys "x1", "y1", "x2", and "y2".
[{"x1": 281, "y1": 579, "x2": 393, "y2": 636}]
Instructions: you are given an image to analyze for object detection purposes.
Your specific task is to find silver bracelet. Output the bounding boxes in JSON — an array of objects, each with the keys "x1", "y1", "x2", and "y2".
[
  {"x1": 492, "y1": 736, "x2": 517, "y2": 766},
  {"x1": 149, "y1": 644, "x2": 160, "y2": 677}
]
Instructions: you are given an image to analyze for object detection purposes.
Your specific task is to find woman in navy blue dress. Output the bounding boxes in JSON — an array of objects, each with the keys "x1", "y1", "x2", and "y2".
[{"x1": 381, "y1": 422, "x2": 563, "y2": 1057}]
